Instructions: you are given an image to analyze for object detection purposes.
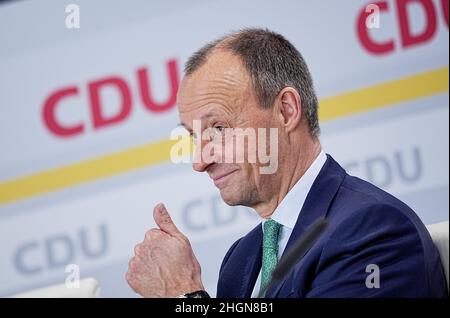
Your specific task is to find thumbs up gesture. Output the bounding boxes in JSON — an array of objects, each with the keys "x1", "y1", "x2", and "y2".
[{"x1": 126, "y1": 203, "x2": 204, "y2": 297}]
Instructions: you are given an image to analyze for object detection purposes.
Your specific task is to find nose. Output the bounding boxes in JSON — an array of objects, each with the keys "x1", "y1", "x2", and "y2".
[
  {"x1": 192, "y1": 139, "x2": 212, "y2": 172},
  {"x1": 192, "y1": 136, "x2": 222, "y2": 172},
  {"x1": 192, "y1": 160, "x2": 210, "y2": 172}
]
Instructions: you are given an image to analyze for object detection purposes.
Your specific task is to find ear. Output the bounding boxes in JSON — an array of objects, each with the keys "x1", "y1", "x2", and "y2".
[{"x1": 275, "y1": 87, "x2": 302, "y2": 133}]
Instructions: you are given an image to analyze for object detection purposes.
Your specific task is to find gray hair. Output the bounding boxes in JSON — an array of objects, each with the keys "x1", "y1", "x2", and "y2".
[{"x1": 184, "y1": 28, "x2": 320, "y2": 137}]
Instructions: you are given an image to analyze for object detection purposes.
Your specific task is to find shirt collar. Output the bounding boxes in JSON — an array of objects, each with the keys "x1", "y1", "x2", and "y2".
[{"x1": 262, "y1": 150, "x2": 327, "y2": 231}]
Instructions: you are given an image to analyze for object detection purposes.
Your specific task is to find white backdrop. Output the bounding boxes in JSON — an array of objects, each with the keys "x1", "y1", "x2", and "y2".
[{"x1": 0, "y1": 0, "x2": 448, "y2": 297}]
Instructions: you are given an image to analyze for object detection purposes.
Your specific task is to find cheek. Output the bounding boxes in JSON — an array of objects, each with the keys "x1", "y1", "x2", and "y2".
[
  {"x1": 228, "y1": 134, "x2": 258, "y2": 164},
  {"x1": 237, "y1": 162, "x2": 260, "y2": 186}
]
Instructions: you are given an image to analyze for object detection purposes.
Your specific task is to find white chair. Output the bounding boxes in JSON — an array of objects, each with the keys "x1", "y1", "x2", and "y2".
[
  {"x1": 426, "y1": 221, "x2": 449, "y2": 292},
  {"x1": 11, "y1": 277, "x2": 100, "y2": 298}
]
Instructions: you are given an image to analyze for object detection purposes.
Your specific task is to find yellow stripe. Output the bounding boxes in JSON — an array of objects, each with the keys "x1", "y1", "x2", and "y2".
[
  {"x1": 0, "y1": 139, "x2": 178, "y2": 204},
  {"x1": 0, "y1": 67, "x2": 448, "y2": 205},
  {"x1": 319, "y1": 67, "x2": 449, "y2": 120}
]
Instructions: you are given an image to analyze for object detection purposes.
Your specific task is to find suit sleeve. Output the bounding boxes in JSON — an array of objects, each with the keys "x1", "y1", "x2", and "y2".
[{"x1": 306, "y1": 203, "x2": 429, "y2": 297}]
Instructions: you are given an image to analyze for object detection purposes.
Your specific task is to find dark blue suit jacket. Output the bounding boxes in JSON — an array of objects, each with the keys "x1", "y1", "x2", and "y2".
[{"x1": 217, "y1": 155, "x2": 447, "y2": 298}]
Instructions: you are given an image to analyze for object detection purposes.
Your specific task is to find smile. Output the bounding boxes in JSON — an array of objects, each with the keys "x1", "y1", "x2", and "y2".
[{"x1": 212, "y1": 170, "x2": 239, "y2": 187}]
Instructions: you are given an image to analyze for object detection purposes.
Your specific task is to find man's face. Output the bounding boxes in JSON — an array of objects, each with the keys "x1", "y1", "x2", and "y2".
[{"x1": 177, "y1": 50, "x2": 279, "y2": 207}]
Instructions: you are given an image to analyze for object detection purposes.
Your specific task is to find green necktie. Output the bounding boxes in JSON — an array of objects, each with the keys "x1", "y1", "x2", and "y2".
[{"x1": 259, "y1": 219, "x2": 282, "y2": 297}]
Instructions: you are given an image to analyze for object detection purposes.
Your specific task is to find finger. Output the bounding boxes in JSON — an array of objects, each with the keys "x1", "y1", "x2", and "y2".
[{"x1": 153, "y1": 203, "x2": 181, "y2": 236}]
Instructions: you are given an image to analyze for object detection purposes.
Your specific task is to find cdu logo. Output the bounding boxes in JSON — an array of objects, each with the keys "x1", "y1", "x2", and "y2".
[{"x1": 13, "y1": 223, "x2": 108, "y2": 275}]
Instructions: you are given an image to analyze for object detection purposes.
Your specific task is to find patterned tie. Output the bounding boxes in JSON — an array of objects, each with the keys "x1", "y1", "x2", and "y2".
[{"x1": 259, "y1": 219, "x2": 282, "y2": 297}]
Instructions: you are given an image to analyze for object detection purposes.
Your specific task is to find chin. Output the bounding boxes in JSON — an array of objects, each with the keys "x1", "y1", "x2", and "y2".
[{"x1": 219, "y1": 188, "x2": 243, "y2": 206}]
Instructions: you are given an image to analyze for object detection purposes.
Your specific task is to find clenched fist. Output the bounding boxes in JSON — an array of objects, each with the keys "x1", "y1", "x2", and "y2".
[{"x1": 126, "y1": 203, "x2": 204, "y2": 297}]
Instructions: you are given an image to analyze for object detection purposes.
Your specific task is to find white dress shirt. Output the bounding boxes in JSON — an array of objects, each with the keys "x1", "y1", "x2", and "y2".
[{"x1": 251, "y1": 150, "x2": 327, "y2": 297}]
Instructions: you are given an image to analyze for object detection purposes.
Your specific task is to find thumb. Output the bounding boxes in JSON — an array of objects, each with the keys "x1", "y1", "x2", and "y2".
[{"x1": 153, "y1": 203, "x2": 181, "y2": 236}]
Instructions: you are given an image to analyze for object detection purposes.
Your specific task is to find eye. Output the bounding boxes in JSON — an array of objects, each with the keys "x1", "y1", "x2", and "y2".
[{"x1": 213, "y1": 125, "x2": 226, "y2": 135}]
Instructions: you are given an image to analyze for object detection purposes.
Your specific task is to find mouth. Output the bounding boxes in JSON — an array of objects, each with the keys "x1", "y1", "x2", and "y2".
[{"x1": 211, "y1": 169, "x2": 239, "y2": 188}]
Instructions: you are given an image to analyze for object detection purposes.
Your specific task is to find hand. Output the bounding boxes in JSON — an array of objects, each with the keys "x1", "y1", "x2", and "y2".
[{"x1": 126, "y1": 203, "x2": 204, "y2": 297}]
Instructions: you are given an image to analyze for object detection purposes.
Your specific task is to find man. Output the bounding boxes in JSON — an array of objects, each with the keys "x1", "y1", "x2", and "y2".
[{"x1": 125, "y1": 28, "x2": 447, "y2": 298}]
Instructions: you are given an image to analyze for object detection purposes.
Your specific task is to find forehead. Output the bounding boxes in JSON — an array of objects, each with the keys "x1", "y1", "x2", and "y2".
[{"x1": 177, "y1": 50, "x2": 253, "y2": 121}]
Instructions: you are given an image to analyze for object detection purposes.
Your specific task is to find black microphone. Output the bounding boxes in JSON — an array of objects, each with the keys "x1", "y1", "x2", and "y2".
[{"x1": 262, "y1": 217, "x2": 329, "y2": 295}]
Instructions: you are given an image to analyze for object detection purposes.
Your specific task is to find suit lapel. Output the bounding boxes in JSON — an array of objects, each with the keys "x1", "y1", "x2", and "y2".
[
  {"x1": 241, "y1": 232, "x2": 263, "y2": 297},
  {"x1": 265, "y1": 155, "x2": 346, "y2": 298},
  {"x1": 219, "y1": 224, "x2": 263, "y2": 298},
  {"x1": 240, "y1": 223, "x2": 263, "y2": 298}
]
